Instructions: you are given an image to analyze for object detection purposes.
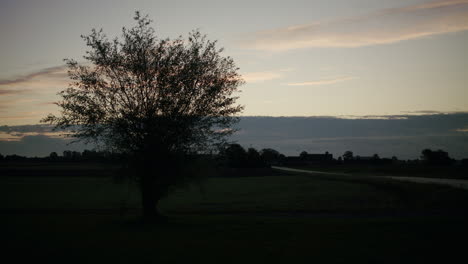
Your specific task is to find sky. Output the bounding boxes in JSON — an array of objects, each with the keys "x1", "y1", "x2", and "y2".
[{"x1": 0, "y1": 0, "x2": 468, "y2": 157}]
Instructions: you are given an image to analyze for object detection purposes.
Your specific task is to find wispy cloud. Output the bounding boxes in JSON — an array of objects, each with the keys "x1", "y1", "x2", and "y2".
[
  {"x1": 0, "y1": 65, "x2": 68, "y2": 124},
  {"x1": 0, "y1": 65, "x2": 68, "y2": 86},
  {"x1": 242, "y1": 71, "x2": 284, "y2": 83},
  {"x1": 241, "y1": 0, "x2": 468, "y2": 51},
  {"x1": 287, "y1": 76, "x2": 355, "y2": 86},
  {"x1": 0, "y1": 89, "x2": 30, "y2": 95},
  {"x1": 0, "y1": 99, "x2": 38, "y2": 112},
  {"x1": 401, "y1": 110, "x2": 468, "y2": 115},
  {"x1": 0, "y1": 124, "x2": 74, "y2": 142},
  {"x1": 0, "y1": 65, "x2": 68, "y2": 98}
]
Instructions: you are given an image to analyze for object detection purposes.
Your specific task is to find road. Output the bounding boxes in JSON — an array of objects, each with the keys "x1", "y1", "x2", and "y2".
[{"x1": 272, "y1": 166, "x2": 468, "y2": 190}]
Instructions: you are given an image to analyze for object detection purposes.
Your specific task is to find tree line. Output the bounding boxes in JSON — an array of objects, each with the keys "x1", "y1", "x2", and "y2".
[
  {"x1": 0, "y1": 150, "x2": 122, "y2": 162},
  {"x1": 1, "y1": 146, "x2": 464, "y2": 167}
]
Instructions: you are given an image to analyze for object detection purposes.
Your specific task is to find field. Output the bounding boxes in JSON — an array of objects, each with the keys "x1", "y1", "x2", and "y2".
[{"x1": 1, "y1": 162, "x2": 468, "y2": 263}]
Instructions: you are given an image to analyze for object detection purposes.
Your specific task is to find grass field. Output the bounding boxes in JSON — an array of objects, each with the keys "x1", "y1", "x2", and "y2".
[{"x1": 2, "y1": 164, "x2": 468, "y2": 263}]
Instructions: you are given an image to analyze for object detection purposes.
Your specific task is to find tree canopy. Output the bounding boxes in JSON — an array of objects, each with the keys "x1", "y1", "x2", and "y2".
[{"x1": 43, "y1": 12, "x2": 244, "y2": 156}]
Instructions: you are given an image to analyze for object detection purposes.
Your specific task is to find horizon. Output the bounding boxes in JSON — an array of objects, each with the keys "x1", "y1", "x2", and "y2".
[{"x1": 1, "y1": 114, "x2": 468, "y2": 159}]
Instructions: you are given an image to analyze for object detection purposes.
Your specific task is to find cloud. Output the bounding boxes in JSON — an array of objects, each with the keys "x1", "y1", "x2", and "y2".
[
  {"x1": 402, "y1": 110, "x2": 446, "y2": 114},
  {"x1": 241, "y1": 0, "x2": 468, "y2": 51},
  {"x1": 2, "y1": 114, "x2": 468, "y2": 158},
  {"x1": 0, "y1": 124, "x2": 72, "y2": 142},
  {"x1": 0, "y1": 65, "x2": 68, "y2": 98},
  {"x1": 0, "y1": 65, "x2": 68, "y2": 124},
  {"x1": 0, "y1": 134, "x2": 89, "y2": 157},
  {"x1": 0, "y1": 65, "x2": 68, "y2": 86},
  {"x1": 287, "y1": 76, "x2": 355, "y2": 86},
  {"x1": 401, "y1": 110, "x2": 468, "y2": 115},
  {"x1": 242, "y1": 71, "x2": 283, "y2": 83},
  {"x1": 231, "y1": 114, "x2": 468, "y2": 159},
  {"x1": 0, "y1": 98, "x2": 38, "y2": 110},
  {"x1": 0, "y1": 89, "x2": 30, "y2": 95},
  {"x1": 0, "y1": 124, "x2": 55, "y2": 133}
]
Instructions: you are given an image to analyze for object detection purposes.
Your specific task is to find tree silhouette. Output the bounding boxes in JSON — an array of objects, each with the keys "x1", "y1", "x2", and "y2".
[
  {"x1": 421, "y1": 149, "x2": 453, "y2": 166},
  {"x1": 343, "y1": 151, "x2": 354, "y2": 161},
  {"x1": 49, "y1": 152, "x2": 59, "y2": 160},
  {"x1": 43, "y1": 12, "x2": 244, "y2": 220},
  {"x1": 246, "y1": 147, "x2": 263, "y2": 167},
  {"x1": 260, "y1": 148, "x2": 281, "y2": 165},
  {"x1": 221, "y1": 144, "x2": 247, "y2": 168}
]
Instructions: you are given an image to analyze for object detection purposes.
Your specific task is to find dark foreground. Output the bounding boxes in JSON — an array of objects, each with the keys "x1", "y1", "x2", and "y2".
[{"x1": 1, "y1": 163, "x2": 468, "y2": 263}]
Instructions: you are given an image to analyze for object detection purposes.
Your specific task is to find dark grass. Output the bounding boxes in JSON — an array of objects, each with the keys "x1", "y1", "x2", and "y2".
[
  {"x1": 3, "y1": 213, "x2": 467, "y2": 263},
  {"x1": 0, "y1": 161, "x2": 119, "y2": 177},
  {"x1": 1, "y1": 164, "x2": 468, "y2": 263}
]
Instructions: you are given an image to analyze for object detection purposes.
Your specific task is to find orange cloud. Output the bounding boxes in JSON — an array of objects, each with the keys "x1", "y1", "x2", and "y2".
[
  {"x1": 287, "y1": 76, "x2": 355, "y2": 86},
  {"x1": 243, "y1": 71, "x2": 283, "y2": 83}
]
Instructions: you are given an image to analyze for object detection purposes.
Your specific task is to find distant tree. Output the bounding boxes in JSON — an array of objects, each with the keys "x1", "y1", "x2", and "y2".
[
  {"x1": 299, "y1": 151, "x2": 308, "y2": 159},
  {"x1": 372, "y1": 154, "x2": 380, "y2": 160},
  {"x1": 5, "y1": 154, "x2": 27, "y2": 161},
  {"x1": 246, "y1": 147, "x2": 264, "y2": 167},
  {"x1": 63, "y1": 150, "x2": 72, "y2": 160},
  {"x1": 421, "y1": 149, "x2": 432, "y2": 160},
  {"x1": 0, "y1": 153, "x2": 4, "y2": 161},
  {"x1": 421, "y1": 149, "x2": 453, "y2": 166},
  {"x1": 461, "y1": 159, "x2": 468, "y2": 168},
  {"x1": 278, "y1": 154, "x2": 286, "y2": 163},
  {"x1": 221, "y1": 144, "x2": 247, "y2": 168},
  {"x1": 343, "y1": 151, "x2": 354, "y2": 161},
  {"x1": 82, "y1": 150, "x2": 97, "y2": 160},
  {"x1": 49, "y1": 152, "x2": 59, "y2": 160},
  {"x1": 260, "y1": 148, "x2": 281, "y2": 165},
  {"x1": 72, "y1": 151, "x2": 82, "y2": 160},
  {"x1": 42, "y1": 12, "x2": 243, "y2": 220}
]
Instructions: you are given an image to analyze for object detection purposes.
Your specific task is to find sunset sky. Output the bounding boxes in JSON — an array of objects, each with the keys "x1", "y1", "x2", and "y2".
[{"x1": 1, "y1": 0, "x2": 468, "y2": 157}]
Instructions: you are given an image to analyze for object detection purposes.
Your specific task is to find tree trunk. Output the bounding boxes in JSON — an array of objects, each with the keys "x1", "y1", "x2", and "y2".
[
  {"x1": 134, "y1": 150, "x2": 175, "y2": 223},
  {"x1": 139, "y1": 172, "x2": 166, "y2": 222}
]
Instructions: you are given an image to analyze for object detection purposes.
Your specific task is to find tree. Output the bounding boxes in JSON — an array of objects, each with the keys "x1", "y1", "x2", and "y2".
[
  {"x1": 343, "y1": 151, "x2": 354, "y2": 161},
  {"x1": 49, "y1": 152, "x2": 59, "y2": 160},
  {"x1": 63, "y1": 150, "x2": 73, "y2": 159},
  {"x1": 43, "y1": 12, "x2": 244, "y2": 220},
  {"x1": 246, "y1": 147, "x2": 263, "y2": 167},
  {"x1": 221, "y1": 144, "x2": 247, "y2": 168},
  {"x1": 421, "y1": 149, "x2": 453, "y2": 166},
  {"x1": 260, "y1": 148, "x2": 281, "y2": 165}
]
